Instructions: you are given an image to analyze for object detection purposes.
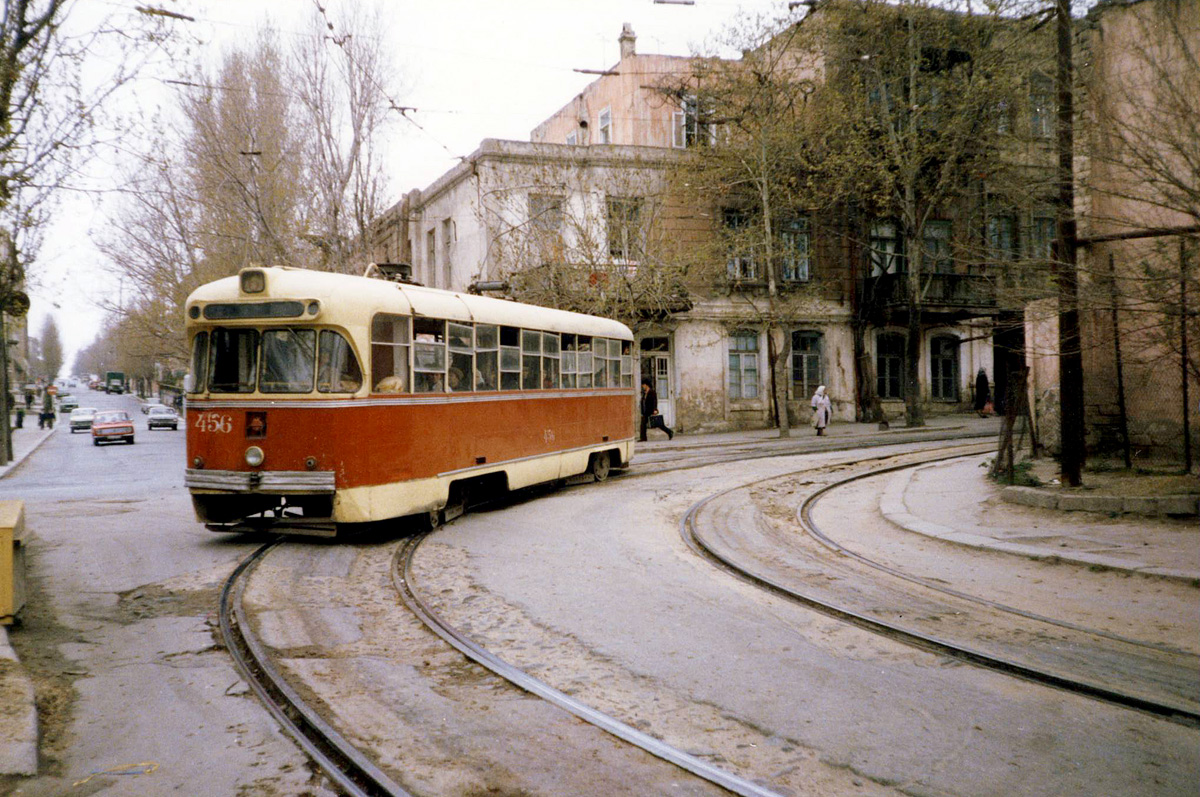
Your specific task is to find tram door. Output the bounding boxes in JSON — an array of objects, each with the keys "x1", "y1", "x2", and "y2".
[{"x1": 639, "y1": 337, "x2": 674, "y2": 428}]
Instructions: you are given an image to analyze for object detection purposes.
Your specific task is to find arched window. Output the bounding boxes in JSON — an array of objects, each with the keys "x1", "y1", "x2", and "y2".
[
  {"x1": 791, "y1": 331, "x2": 822, "y2": 398},
  {"x1": 876, "y1": 333, "x2": 905, "y2": 399},
  {"x1": 931, "y1": 335, "x2": 960, "y2": 401}
]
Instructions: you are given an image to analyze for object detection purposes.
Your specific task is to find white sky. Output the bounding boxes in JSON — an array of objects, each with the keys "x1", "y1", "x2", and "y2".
[{"x1": 31, "y1": 0, "x2": 785, "y2": 371}]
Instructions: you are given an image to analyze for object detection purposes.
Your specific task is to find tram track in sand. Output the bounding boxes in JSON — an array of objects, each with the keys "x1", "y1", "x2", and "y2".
[
  {"x1": 681, "y1": 442, "x2": 1200, "y2": 729},
  {"x1": 220, "y1": 433, "x2": 1195, "y2": 796}
]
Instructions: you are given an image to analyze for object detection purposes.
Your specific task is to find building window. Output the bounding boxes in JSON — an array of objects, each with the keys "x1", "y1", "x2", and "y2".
[
  {"x1": 425, "y1": 229, "x2": 436, "y2": 286},
  {"x1": 870, "y1": 220, "x2": 903, "y2": 275},
  {"x1": 1031, "y1": 215, "x2": 1056, "y2": 261},
  {"x1": 441, "y1": 218, "x2": 453, "y2": 288},
  {"x1": 922, "y1": 220, "x2": 953, "y2": 274},
  {"x1": 876, "y1": 332, "x2": 905, "y2": 399},
  {"x1": 728, "y1": 329, "x2": 759, "y2": 400},
  {"x1": 566, "y1": 131, "x2": 577, "y2": 146},
  {"x1": 529, "y1": 194, "x2": 564, "y2": 261},
  {"x1": 606, "y1": 196, "x2": 643, "y2": 261},
  {"x1": 781, "y1": 217, "x2": 811, "y2": 282},
  {"x1": 791, "y1": 331, "x2": 822, "y2": 398},
  {"x1": 724, "y1": 208, "x2": 757, "y2": 281},
  {"x1": 930, "y1": 335, "x2": 959, "y2": 401},
  {"x1": 598, "y1": 107, "x2": 612, "y2": 144},
  {"x1": 672, "y1": 95, "x2": 715, "y2": 148},
  {"x1": 988, "y1": 215, "x2": 1017, "y2": 261},
  {"x1": 1030, "y1": 72, "x2": 1054, "y2": 139}
]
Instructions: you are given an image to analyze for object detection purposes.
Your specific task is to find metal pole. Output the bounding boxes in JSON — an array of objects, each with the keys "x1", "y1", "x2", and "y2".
[
  {"x1": 0, "y1": 312, "x2": 11, "y2": 463},
  {"x1": 1182, "y1": 237, "x2": 1192, "y2": 472},
  {"x1": 1108, "y1": 253, "x2": 1131, "y2": 468},
  {"x1": 1056, "y1": 0, "x2": 1085, "y2": 485}
]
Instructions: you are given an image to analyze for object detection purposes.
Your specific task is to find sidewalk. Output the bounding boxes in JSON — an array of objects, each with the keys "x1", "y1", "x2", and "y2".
[
  {"x1": 0, "y1": 420, "x2": 54, "y2": 774},
  {"x1": 882, "y1": 454, "x2": 1200, "y2": 582}
]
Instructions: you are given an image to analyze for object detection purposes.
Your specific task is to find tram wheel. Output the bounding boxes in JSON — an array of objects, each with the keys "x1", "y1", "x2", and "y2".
[{"x1": 589, "y1": 451, "x2": 611, "y2": 482}]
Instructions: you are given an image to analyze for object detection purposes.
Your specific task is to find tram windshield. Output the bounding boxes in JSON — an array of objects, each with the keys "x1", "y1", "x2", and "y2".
[{"x1": 192, "y1": 327, "x2": 362, "y2": 394}]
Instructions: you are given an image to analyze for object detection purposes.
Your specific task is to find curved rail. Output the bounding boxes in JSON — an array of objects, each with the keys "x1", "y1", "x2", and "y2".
[
  {"x1": 681, "y1": 443, "x2": 1200, "y2": 729},
  {"x1": 392, "y1": 532, "x2": 786, "y2": 797},
  {"x1": 220, "y1": 543, "x2": 416, "y2": 797}
]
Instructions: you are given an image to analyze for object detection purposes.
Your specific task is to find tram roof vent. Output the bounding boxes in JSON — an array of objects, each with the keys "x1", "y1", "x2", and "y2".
[{"x1": 364, "y1": 262, "x2": 419, "y2": 285}]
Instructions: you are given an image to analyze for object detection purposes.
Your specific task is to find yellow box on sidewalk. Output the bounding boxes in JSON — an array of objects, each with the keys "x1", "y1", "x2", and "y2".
[{"x1": 0, "y1": 501, "x2": 26, "y2": 625}]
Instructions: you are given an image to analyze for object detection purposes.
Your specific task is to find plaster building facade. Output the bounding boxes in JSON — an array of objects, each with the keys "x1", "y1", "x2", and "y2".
[
  {"x1": 373, "y1": 17, "x2": 1031, "y2": 433},
  {"x1": 1025, "y1": 0, "x2": 1198, "y2": 463}
]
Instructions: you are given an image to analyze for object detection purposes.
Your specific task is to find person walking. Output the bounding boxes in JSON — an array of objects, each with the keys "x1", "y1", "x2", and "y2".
[
  {"x1": 640, "y1": 378, "x2": 674, "y2": 441},
  {"x1": 810, "y1": 385, "x2": 832, "y2": 436},
  {"x1": 40, "y1": 390, "x2": 55, "y2": 430}
]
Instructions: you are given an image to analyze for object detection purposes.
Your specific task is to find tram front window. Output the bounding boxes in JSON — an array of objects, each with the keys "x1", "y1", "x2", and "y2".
[
  {"x1": 209, "y1": 328, "x2": 259, "y2": 393},
  {"x1": 260, "y1": 329, "x2": 316, "y2": 393},
  {"x1": 318, "y1": 331, "x2": 362, "y2": 393},
  {"x1": 189, "y1": 332, "x2": 208, "y2": 393}
]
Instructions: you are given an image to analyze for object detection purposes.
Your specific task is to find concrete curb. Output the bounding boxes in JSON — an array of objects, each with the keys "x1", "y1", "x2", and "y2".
[
  {"x1": 0, "y1": 425, "x2": 57, "y2": 480},
  {"x1": 1001, "y1": 485, "x2": 1199, "y2": 518},
  {"x1": 882, "y1": 463, "x2": 1200, "y2": 584}
]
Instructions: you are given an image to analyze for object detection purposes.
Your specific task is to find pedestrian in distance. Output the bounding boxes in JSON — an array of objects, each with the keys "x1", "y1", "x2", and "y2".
[
  {"x1": 40, "y1": 391, "x2": 55, "y2": 430},
  {"x1": 640, "y1": 378, "x2": 674, "y2": 441},
  {"x1": 974, "y1": 368, "x2": 993, "y2": 417},
  {"x1": 810, "y1": 385, "x2": 832, "y2": 436}
]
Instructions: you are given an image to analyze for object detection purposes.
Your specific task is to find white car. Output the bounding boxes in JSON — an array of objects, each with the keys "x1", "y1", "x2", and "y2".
[
  {"x1": 69, "y1": 407, "x2": 97, "y2": 432},
  {"x1": 147, "y1": 407, "x2": 179, "y2": 430}
]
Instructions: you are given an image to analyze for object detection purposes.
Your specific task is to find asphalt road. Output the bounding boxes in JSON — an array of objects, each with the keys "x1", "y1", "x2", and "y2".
[{"x1": 0, "y1": 391, "x2": 333, "y2": 796}]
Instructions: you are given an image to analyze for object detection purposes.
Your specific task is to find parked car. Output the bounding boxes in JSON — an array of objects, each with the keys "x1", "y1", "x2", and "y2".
[
  {"x1": 147, "y1": 407, "x2": 178, "y2": 431},
  {"x1": 141, "y1": 402, "x2": 167, "y2": 415},
  {"x1": 68, "y1": 407, "x2": 97, "y2": 433},
  {"x1": 91, "y1": 410, "x2": 135, "y2": 446},
  {"x1": 58, "y1": 394, "x2": 79, "y2": 412}
]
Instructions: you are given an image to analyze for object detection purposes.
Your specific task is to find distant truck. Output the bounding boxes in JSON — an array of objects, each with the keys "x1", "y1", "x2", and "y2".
[{"x1": 105, "y1": 371, "x2": 126, "y2": 394}]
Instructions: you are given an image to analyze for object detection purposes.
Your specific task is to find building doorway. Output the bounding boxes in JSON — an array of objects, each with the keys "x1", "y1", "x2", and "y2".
[{"x1": 639, "y1": 336, "x2": 674, "y2": 428}]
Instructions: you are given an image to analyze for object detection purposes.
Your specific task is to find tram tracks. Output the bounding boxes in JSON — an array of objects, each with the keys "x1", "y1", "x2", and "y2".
[
  {"x1": 220, "y1": 435, "x2": 1195, "y2": 796},
  {"x1": 682, "y1": 442, "x2": 1200, "y2": 728}
]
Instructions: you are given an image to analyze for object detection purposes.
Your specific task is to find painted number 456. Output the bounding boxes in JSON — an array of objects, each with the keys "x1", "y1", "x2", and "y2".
[{"x1": 194, "y1": 412, "x2": 233, "y2": 434}]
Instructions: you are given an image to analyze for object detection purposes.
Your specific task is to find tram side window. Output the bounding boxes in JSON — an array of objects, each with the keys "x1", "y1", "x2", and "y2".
[
  {"x1": 500, "y1": 326, "x2": 521, "y2": 390},
  {"x1": 577, "y1": 336, "x2": 593, "y2": 388},
  {"x1": 413, "y1": 318, "x2": 446, "y2": 392},
  {"x1": 318, "y1": 330, "x2": 362, "y2": 393},
  {"x1": 607, "y1": 339, "x2": 621, "y2": 387},
  {"x1": 593, "y1": 338, "x2": 609, "y2": 388},
  {"x1": 189, "y1": 332, "x2": 208, "y2": 393},
  {"x1": 371, "y1": 314, "x2": 410, "y2": 393},
  {"x1": 260, "y1": 329, "x2": 316, "y2": 393},
  {"x1": 561, "y1": 334, "x2": 577, "y2": 388},
  {"x1": 209, "y1": 328, "x2": 259, "y2": 393},
  {"x1": 621, "y1": 341, "x2": 633, "y2": 388},
  {"x1": 522, "y1": 330, "x2": 543, "y2": 390},
  {"x1": 542, "y1": 332, "x2": 560, "y2": 389},
  {"x1": 448, "y1": 322, "x2": 473, "y2": 393},
  {"x1": 476, "y1": 324, "x2": 499, "y2": 391}
]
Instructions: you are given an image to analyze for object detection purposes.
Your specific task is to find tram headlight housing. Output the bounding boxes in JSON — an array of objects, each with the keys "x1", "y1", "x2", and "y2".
[
  {"x1": 192, "y1": 456, "x2": 205, "y2": 469},
  {"x1": 240, "y1": 269, "x2": 266, "y2": 294},
  {"x1": 245, "y1": 446, "x2": 265, "y2": 467}
]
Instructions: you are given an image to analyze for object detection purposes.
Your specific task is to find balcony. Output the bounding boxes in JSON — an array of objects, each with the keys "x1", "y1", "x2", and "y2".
[{"x1": 858, "y1": 271, "x2": 996, "y2": 321}]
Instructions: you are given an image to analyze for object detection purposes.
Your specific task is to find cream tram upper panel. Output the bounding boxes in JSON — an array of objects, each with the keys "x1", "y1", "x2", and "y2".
[{"x1": 186, "y1": 267, "x2": 632, "y2": 340}]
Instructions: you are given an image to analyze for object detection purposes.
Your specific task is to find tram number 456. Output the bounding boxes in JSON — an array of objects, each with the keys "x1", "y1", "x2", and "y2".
[{"x1": 194, "y1": 412, "x2": 233, "y2": 433}]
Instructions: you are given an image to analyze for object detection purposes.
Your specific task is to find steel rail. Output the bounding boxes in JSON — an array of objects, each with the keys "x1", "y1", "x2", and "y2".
[
  {"x1": 220, "y1": 543, "x2": 416, "y2": 797},
  {"x1": 392, "y1": 533, "x2": 787, "y2": 797},
  {"x1": 680, "y1": 443, "x2": 1200, "y2": 729}
]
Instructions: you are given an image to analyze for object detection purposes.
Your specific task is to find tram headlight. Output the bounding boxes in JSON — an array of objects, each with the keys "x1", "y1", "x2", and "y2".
[
  {"x1": 245, "y1": 446, "x2": 265, "y2": 467},
  {"x1": 240, "y1": 269, "x2": 266, "y2": 294}
]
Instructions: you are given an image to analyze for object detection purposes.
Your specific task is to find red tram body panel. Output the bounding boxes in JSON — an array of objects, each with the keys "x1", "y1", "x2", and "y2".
[{"x1": 183, "y1": 266, "x2": 636, "y2": 533}]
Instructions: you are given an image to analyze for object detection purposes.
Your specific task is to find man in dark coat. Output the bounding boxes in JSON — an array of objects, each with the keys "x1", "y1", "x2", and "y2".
[
  {"x1": 640, "y1": 378, "x2": 674, "y2": 441},
  {"x1": 974, "y1": 369, "x2": 991, "y2": 415}
]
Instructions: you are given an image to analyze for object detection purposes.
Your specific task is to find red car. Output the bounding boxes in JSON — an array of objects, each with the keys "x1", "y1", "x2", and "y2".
[{"x1": 92, "y1": 410, "x2": 135, "y2": 446}]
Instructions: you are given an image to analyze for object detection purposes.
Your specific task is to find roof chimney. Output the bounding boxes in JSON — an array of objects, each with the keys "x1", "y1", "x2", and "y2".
[{"x1": 619, "y1": 23, "x2": 636, "y2": 60}]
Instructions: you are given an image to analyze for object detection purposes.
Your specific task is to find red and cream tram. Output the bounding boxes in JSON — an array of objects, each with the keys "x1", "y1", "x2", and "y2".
[{"x1": 183, "y1": 265, "x2": 636, "y2": 535}]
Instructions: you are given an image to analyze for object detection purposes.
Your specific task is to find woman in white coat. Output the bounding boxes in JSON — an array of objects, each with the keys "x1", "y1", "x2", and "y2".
[{"x1": 810, "y1": 385, "x2": 832, "y2": 436}]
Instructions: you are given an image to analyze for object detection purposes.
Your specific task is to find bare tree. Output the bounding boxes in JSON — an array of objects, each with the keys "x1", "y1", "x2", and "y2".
[{"x1": 293, "y1": 3, "x2": 397, "y2": 272}]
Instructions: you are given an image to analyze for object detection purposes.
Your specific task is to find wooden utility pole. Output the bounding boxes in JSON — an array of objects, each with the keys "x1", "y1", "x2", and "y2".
[{"x1": 1056, "y1": 0, "x2": 1085, "y2": 486}]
